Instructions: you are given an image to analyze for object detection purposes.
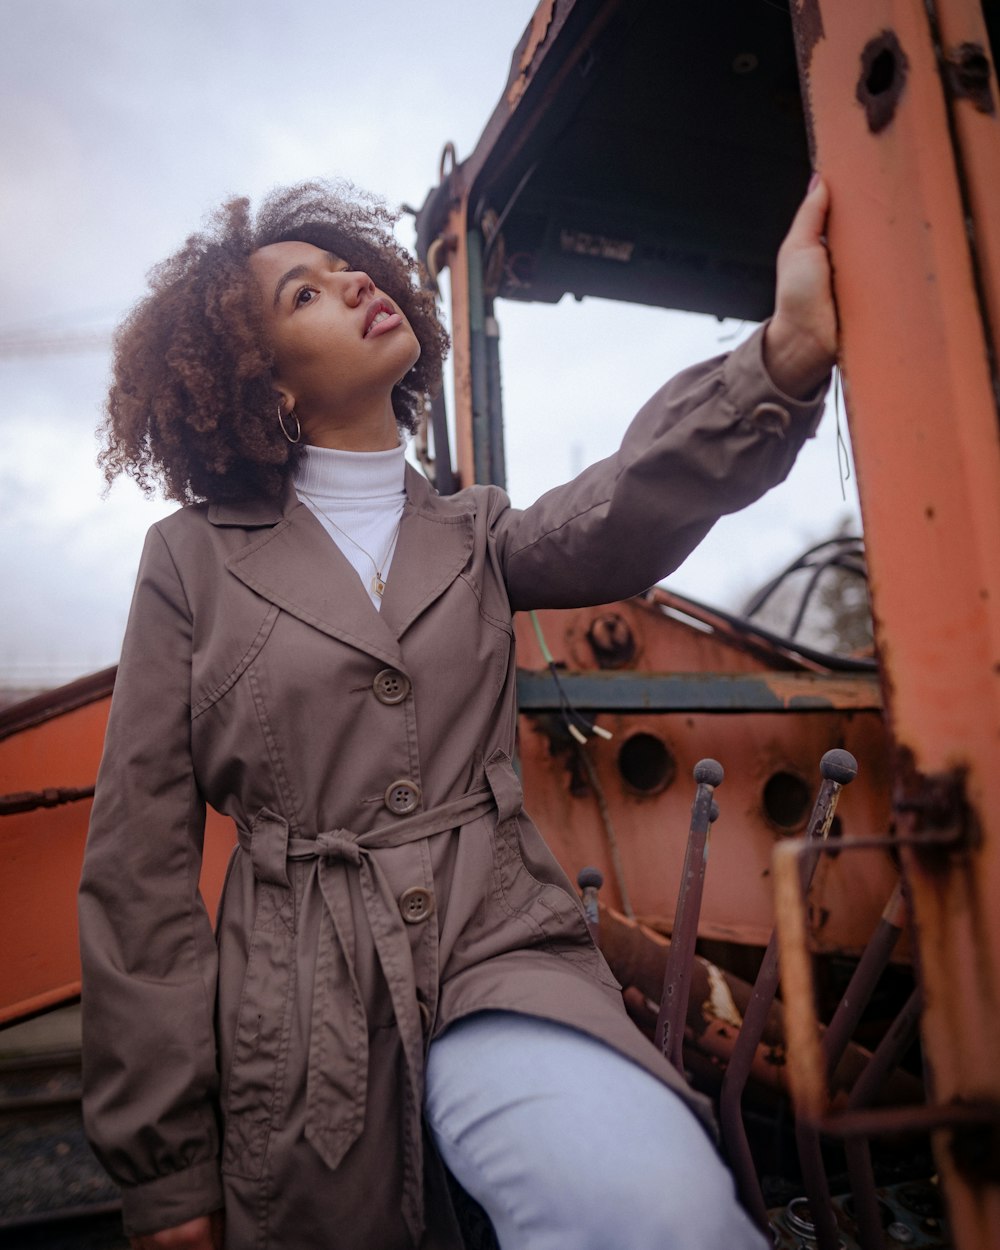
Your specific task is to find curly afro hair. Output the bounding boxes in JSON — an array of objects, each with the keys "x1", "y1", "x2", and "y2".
[{"x1": 99, "y1": 182, "x2": 449, "y2": 504}]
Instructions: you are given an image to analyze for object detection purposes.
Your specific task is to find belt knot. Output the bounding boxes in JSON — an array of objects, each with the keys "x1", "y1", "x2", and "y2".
[{"x1": 314, "y1": 830, "x2": 362, "y2": 865}]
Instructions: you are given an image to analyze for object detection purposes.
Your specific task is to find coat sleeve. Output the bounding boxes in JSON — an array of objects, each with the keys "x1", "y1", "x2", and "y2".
[
  {"x1": 492, "y1": 323, "x2": 829, "y2": 612},
  {"x1": 78, "y1": 523, "x2": 224, "y2": 1236}
]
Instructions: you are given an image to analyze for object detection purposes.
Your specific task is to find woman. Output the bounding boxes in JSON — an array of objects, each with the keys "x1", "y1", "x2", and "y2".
[{"x1": 80, "y1": 177, "x2": 836, "y2": 1250}]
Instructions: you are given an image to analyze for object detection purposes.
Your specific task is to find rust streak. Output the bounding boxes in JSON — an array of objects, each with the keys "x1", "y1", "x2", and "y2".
[
  {"x1": 790, "y1": 0, "x2": 826, "y2": 165},
  {"x1": 945, "y1": 43, "x2": 996, "y2": 116}
]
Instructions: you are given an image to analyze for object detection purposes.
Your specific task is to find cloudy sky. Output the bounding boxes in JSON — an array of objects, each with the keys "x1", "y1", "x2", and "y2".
[{"x1": 1, "y1": 0, "x2": 859, "y2": 690}]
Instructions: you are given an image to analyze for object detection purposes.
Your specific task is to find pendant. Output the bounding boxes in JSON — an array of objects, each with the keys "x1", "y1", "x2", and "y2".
[{"x1": 372, "y1": 574, "x2": 387, "y2": 598}]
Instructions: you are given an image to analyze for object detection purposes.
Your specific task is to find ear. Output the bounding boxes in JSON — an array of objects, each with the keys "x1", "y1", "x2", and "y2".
[{"x1": 274, "y1": 386, "x2": 298, "y2": 416}]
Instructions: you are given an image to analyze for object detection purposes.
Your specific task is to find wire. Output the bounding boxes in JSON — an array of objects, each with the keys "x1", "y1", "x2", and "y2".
[
  {"x1": 835, "y1": 367, "x2": 852, "y2": 502},
  {"x1": 528, "y1": 612, "x2": 613, "y2": 744},
  {"x1": 651, "y1": 584, "x2": 877, "y2": 672}
]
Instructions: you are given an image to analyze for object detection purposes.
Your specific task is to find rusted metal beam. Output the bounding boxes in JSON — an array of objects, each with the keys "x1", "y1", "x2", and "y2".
[
  {"x1": 0, "y1": 785, "x2": 95, "y2": 817},
  {"x1": 0, "y1": 667, "x2": 115, "y2": 742},
  {"x1": 516, "y1": 668, "x2": 882, "y2": 712},
  {"x1": 597, "y1": 902, "x2": 921, "y2": 1104},
  {"x1": 655, "y1": 760, "x2": 723, "y2": 1068},
  {"x1": 790, "y1": 3, "x2": 1000, "y2": 1244},
  {"x1": 793, "y1": 882, "x2": 908, "y2": 1250}
]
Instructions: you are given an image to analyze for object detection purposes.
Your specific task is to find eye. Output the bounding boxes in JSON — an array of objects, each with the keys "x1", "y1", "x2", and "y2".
[{"x1": 293, "y1": 286, "x2": 318, "y2": 308}]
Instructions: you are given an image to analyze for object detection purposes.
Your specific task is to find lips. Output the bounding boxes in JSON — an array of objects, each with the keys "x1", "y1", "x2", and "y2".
[{"x1": 363, "y1": 299, "x2": 403, "y2": 339}]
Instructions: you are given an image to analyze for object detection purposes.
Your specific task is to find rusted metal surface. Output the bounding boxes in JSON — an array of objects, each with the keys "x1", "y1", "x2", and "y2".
[
  {"x1": 793, "y1": 881, "x2": 908, "y2": 1250},
  {"x1": 0, "y1": 667, "x2": 115, "y2": 743},
  {"x1": 0, "y1": 687, "x2": 237, "y2": 1025},
  {"x1": 597, "y1": 903, "x2": 920, "y2": 1107},
  {"x1": 944, "y1": 41, "x2": 996, "y2": 113},
  {"x1": 516, "y1": 600, "x2": 897, "y2": 954},
  {"x1": 791, "y1": 3, "x2": 1000, "y2": 1243},
  {"x1": 0, "y1": 785, "x2": 95, "y2": 817},
  {"x1": 856, "y1": 30, "x2": 910, "y2": 134},
  {"x1": 507, "y1": 0, "x2": 557, "y2": 108}
]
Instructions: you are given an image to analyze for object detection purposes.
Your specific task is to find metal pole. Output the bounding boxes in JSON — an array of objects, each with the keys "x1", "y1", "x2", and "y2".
[{"x1": 655, "y1": 760, "x2": 723, "y2": 1070}]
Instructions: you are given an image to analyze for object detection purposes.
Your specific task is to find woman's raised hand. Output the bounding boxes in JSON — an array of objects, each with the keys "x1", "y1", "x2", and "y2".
[
  {"x1": 130, "y1": 1212, "x2": 224, "y2": 1250},
  {"x1": 762, "y1": 175, "x2": 838, "y2": 400}
]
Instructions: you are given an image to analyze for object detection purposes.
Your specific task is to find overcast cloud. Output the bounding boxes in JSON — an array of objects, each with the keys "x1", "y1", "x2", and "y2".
[{"x1": 1, "y1": 0, "x2": 859, "y2": 691}]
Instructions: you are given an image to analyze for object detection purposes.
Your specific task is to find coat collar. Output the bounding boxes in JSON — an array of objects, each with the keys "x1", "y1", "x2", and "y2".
[{"x1": 218, "y1": 464, "x2": 474, "y2": 665}]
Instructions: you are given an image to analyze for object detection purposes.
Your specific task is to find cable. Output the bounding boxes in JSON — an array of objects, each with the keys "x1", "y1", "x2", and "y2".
[{"x1": 528, "y1": 612, "x2": 613, "y2": 744}]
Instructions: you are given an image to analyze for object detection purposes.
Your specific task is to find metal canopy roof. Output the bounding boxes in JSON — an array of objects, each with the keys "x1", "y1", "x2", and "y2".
[{"x1": 416, "y1": 0, "x2": 815, "y2": 322}]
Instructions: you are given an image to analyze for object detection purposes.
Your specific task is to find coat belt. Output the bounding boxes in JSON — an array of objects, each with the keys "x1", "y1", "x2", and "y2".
[{"x1": 235, "y1": 750, "x2": 524, "y2": 1246}]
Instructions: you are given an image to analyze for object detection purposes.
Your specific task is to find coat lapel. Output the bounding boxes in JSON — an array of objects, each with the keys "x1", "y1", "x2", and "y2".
[
  {"x1": 213, "y1": 466, "x2": 474, "y2": 665},
  {"x1": 379, "y1": 466, "x2": 475, "y2": 640},
  {"x1": 222, "y1": 493, "x2": 404, "y2": 668}
]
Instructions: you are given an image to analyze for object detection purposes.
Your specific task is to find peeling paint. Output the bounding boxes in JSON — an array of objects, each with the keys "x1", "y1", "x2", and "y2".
[
  {"x1": 945, "y1": 43, "x2": 996, "y2": 116},
  {"x1": 789, "y1": 0, "x2": 826, "y2": 164},
  {"x1": 793, "y1": 0, "x2": 825, "y2": 68},
  {"x1": 507, "y1": 0, "x2": 557, "y2": 108},
  {"x1": 704, "y1": 962, "x2": 744, "y2": 1030}
]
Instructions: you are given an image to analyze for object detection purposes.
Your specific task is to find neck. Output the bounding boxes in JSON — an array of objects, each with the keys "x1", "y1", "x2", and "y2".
[{"x1": 300, "y1": 397, "x2": 400, "y2": 452}]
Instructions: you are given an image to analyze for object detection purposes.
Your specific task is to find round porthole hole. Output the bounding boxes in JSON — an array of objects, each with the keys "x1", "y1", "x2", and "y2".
[
  {"x1": 617, "y1": 733, "x2": 675, "y2": 796},
  {"x1": 763, "y1": 771, "x2": 811, "y2": 833}
]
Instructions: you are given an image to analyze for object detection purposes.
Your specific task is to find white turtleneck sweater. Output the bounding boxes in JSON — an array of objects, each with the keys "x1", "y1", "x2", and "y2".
[{"x1": 293, "y1": 441, "x2": 407, "y2": 610}]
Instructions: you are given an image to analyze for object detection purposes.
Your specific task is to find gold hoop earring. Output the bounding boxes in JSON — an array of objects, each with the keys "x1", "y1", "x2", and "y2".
[{"x1": 278, "y1": 405, "x2": 301, "y2": 444}]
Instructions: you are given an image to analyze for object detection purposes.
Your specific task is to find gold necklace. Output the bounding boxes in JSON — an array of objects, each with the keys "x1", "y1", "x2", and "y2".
[{"x1": 298, "y1": 489, "x2": 403, "y2": 598}]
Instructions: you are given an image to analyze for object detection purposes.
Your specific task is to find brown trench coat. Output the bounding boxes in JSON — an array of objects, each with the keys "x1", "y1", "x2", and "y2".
[{"x1": 79, "y1": 326, "x2": 825, "y2": 1249}]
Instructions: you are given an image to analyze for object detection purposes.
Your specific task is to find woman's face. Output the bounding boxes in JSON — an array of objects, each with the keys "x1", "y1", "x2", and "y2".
[{"x1": 249, "y1": 241, "x2": 421, "y2": 438}]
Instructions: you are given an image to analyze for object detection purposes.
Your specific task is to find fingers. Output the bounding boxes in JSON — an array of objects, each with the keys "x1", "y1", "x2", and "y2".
[
  {"x1": 129, "y1": 1214, "x2": 222, "y2": 1250},
  {"x1": 782, "y1": 174, "x2": 830, "y2": 251}
]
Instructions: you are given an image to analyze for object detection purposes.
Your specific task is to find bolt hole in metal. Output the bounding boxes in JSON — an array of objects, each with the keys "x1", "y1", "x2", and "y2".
[
  {"x1": 616, "y1": 733, "x2": 675, "y2": 795},
  {"x1": 732, "y1": 50, "x2": 758, "y2": 74},
  {"x1": 763, "y1": 770, "x2": 812, "y2": 833},
  {"x1": 857, "y1": 30, "x2": 909, "y2": 134},
  {"x1": 866, "y1": 47, "x2": 897, "y2": 96}
]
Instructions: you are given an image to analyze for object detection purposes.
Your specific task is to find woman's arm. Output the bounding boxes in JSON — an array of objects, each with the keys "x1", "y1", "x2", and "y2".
[
  {"x1": 78, "y1": 525, "x2": 224, "y2": 1240},
  {"x1": 492, "y1": 178, "x2": 837, "y2": 612}
]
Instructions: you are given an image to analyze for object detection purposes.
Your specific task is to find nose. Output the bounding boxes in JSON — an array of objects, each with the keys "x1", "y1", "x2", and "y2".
[{"x1": 344, "y1": 270, "x2": 376, "y2": 305}]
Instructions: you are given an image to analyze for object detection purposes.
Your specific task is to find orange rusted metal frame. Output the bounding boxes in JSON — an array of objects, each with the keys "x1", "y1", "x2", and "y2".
[
  {"x1": 789, "y1": 2, "x2": 1000, "y2": 1245},
  {"x1": 444, "y1": 197, "x2": 475, "y2": 488},
  {"x1": 0, "y1": 675, "x2": 236, "y2": 1026},
  {"x1": 434, "y1": 0, "x2": 629, "y2": 488}
]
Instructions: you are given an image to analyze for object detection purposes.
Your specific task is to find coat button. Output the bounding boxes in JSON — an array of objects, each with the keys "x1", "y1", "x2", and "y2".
[
  {"x1": 373, "y1": 668, "x2": 411, "y2": 705},
  {"x1": 749, "y1": 401, "x2": 791, "y2": 437},
  {"x1": 399, "y1": 886, "x2": 435, "y2": 925},
  {"x1": 384, "y1": 778, "x2": 421, "y2": 815}
]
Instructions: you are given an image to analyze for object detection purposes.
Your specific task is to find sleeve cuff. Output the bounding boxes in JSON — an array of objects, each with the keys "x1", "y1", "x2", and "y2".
[
  {"x1": 120, "y1": 1157, "x2": 224, "y2": 1238},
  {"x1": 721, "y1": 321, "x2": 830, "y2": 439}
]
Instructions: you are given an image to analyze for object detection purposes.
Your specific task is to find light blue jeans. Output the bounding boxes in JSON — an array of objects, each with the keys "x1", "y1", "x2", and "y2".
[{"x1": 425, "y1": 1012, "x2": 768, "y2": 1250}]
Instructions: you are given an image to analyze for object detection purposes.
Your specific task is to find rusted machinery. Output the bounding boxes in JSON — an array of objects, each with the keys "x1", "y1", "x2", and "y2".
[
  {"x1": 406, "y1": 1, "x2": 1000, "y2": 1247},
  {"x1": 3, "y1": 2, "x2": 1000, "y2": 1248}
]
